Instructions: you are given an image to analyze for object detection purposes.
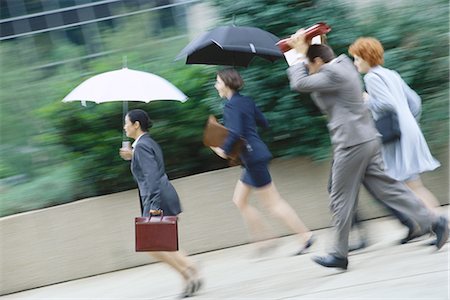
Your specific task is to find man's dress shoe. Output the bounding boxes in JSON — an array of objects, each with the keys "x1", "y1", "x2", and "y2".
[{"x1": 312, "y1": 254, "x2": 348, "y2": 270}]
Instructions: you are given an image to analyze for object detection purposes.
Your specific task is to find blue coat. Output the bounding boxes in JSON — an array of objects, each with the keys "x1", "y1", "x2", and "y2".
[
  {"x1": 222, "y1": 92, "x2": 272, "y2": 165},
  {"x1": 364, "y1": 66, "x2": 440, "y2": 180}
]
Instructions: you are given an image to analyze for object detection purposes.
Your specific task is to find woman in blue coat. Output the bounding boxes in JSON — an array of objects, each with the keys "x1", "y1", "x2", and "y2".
[
  {"x1": 210, "y1": 69, "x2": 314, "y2": 255},
  {"x1": 349, "y1": 37, "x2": 443, "y2": 245},
  {"x1": 349, "y1": 38, "x2": 441, "y2": 215}
]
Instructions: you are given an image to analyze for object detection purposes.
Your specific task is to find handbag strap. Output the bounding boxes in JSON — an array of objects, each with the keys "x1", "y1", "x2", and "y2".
[{"x1": 370, "y1": 71, "x2": 396, "y2": 114}]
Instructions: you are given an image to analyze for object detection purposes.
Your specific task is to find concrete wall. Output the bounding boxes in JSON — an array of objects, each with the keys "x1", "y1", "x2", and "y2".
[{"x1": 1, "y1": 149, "x2": 448, "y2": 295}]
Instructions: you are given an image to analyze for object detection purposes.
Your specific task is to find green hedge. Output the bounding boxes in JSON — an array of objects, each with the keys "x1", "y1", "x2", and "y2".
[{"x1": 0, "y1": 0, "x2": 448, "y2": 216}]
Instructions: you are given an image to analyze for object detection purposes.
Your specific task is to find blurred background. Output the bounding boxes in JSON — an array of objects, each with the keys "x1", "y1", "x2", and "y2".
[{"x1": 0, "y1": 0, "x2": 448, "y2": 217}]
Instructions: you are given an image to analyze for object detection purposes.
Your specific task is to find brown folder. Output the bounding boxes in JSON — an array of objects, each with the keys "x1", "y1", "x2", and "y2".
[{"x1": 203, "y1": 115, "x2": 244, "y2": 164}]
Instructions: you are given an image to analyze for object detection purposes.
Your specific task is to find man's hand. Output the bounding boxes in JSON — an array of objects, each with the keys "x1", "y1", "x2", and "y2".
[
  {"x1": 287, "y1": 29, "x2": 309, "y2": 56},
  {"x1": 362, "y1": 92, "x2": 369, "y2": 102}
]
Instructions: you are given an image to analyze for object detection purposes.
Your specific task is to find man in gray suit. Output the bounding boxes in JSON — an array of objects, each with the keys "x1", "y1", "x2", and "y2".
[{"x1": 285, "y1": 31, "x2": 448, "y2": 270}]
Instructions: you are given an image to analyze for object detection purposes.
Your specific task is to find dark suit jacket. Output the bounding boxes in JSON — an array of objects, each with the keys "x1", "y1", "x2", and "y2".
[
  {"x1": 222, "y1": 92, "x2": 272, "y2": 165},
  {"x1": 131, "y1": 133, "x2": 181, "y2": 216}
]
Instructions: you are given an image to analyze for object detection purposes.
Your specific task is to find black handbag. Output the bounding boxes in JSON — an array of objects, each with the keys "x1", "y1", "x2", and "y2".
[
  {"x1": 372, "y1": 73, "x2": 401, "y2": 144},
  {"x1": 375, "y1": 110, "x2": 401, "y2": 144}
]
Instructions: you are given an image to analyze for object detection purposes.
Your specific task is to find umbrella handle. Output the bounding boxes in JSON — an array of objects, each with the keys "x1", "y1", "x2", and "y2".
[{"x1": 122, "y1": 101, "x2": 128, "y2": 142}]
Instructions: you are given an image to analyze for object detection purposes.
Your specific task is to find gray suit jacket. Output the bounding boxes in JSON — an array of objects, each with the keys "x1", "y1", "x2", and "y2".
[
  {"x1": 287, "y1": 54, "x2": 379, "y2": 149},
  {"x1": 131, "y1": 133, "x2": 181, "y2": 216}
]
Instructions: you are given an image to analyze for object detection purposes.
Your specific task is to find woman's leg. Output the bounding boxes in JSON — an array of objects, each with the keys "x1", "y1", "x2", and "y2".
[
  {"x1": 149, "y1": 251, "x2": 190, "y2": 280},
  {"x1": 255, "y1": 182, "x2": 312, "y2": 244},
  {"x1": 232, "y1": 180, "x2": 272, "y2": 242},
  {"x1": 170, "y1": 250, "x2": 201, "y2": 278},
  {"x1": 150, "y1": 251, "x2": 202, "y2": 297},
  {"x1": 406, "y1": 177, "x2": 440, "y2": 214}
]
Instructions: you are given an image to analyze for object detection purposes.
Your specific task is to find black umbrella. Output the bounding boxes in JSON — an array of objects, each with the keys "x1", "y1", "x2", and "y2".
[{"x1": 175, "y1": 25, "x2": 284, "y2": 67}]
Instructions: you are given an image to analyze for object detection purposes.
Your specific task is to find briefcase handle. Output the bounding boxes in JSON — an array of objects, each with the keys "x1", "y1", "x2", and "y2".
[{"x1": 147, "y1": 210, "x2": 164, "y2": 222}]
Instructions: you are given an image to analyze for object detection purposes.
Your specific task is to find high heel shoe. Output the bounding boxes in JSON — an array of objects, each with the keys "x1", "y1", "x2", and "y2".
[
  {"x1": 179, "y1": 266, "x2": 203, "y2": 298},
  {"x1": 192, "y1": 277, "x2": 203, "y2": 294},
  {"x1": 180, "y1": 281, "x2": 195, "y2": 298},
  {"x1": 293, "y1": 234, "x2": 315, "y2": 256}
]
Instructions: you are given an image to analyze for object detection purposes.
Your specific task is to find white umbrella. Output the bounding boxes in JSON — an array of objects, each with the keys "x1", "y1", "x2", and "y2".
[
  {"x1": 62, "y1": 67, "x2": 188, "y2": 145},
  {"x1": 62, "y1": 67, "x2": 188, "y2": 104}
]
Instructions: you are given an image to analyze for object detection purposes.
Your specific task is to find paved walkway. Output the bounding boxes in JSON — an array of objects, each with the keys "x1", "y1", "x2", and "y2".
[{"x1": 2, "y1": 213, "x2": 449, "y2": 300}]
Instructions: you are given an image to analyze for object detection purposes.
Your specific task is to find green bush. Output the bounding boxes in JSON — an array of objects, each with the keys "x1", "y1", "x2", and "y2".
[
  {"x1": 0, "y1": 164, "x2": 79, "y2": 217},
  {"x1": 212, "y1": 0, "x2": 449, "y2": 156},
  {"x1": 0, "y1": 0, "x2": 447, "y2": 216}
]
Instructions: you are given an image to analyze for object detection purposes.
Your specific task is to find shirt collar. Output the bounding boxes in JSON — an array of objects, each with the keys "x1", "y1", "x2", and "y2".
[
  {"x1": 132, "y1": 133, "x2": 146, "y2": 148},
  {"x1": 329, "y1": 57, "x2": 338, "y2": 65},
  {"x1": 368, "y1": 65, "x2": 383, "y2": 73}
]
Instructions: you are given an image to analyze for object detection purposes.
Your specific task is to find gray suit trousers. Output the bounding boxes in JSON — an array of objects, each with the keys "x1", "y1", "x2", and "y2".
[{"x1": 329, "y1": 139, "x2": 433, "y2": 258}]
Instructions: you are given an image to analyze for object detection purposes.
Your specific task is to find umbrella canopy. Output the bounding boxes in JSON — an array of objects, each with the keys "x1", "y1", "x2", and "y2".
[
  {"x1": 62, "y1": 67, "x2": 188, "y2": 143},
  {"x1": 175, "y1": 25, "x2": 283, "y2": 67},
  {"x1": 62, "y1": 67, "x2": 188, "y2": 104}
]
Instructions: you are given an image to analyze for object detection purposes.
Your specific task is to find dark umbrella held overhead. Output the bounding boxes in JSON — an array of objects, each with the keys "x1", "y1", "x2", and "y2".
[{"x1": 175, "y1": 25, "x2": 284, "y2": 67}]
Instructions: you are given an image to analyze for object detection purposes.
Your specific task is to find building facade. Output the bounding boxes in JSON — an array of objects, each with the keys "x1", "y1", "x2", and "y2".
[{"x1": 0, "y1": 0, "x2": 216, "y2": 69}]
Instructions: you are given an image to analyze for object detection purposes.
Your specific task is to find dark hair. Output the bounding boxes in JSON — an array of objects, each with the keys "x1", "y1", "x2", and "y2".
[
  {"x1": 217, "y1": 68, "x2": 244, "y2": 91},
  {"x1": 126, "y1": 109, "x2": 153, "y2": 131},
  {"x1": 306, "y1": 44, "x2": 336, "y2": 64}
]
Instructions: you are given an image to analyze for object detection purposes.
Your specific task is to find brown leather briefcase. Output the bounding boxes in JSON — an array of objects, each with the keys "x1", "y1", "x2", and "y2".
[
  {"x1": 135, "y1": 215, "x2": 178, "y2": 252},
  {"x1": 203, "y1": 115, "x2": 244, "y2": 163}
]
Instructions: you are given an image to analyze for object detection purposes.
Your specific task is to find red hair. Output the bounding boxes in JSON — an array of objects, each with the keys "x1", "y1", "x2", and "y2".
[{"x1": 349, "y1": 37, "x2": 384, "y2": 67}]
